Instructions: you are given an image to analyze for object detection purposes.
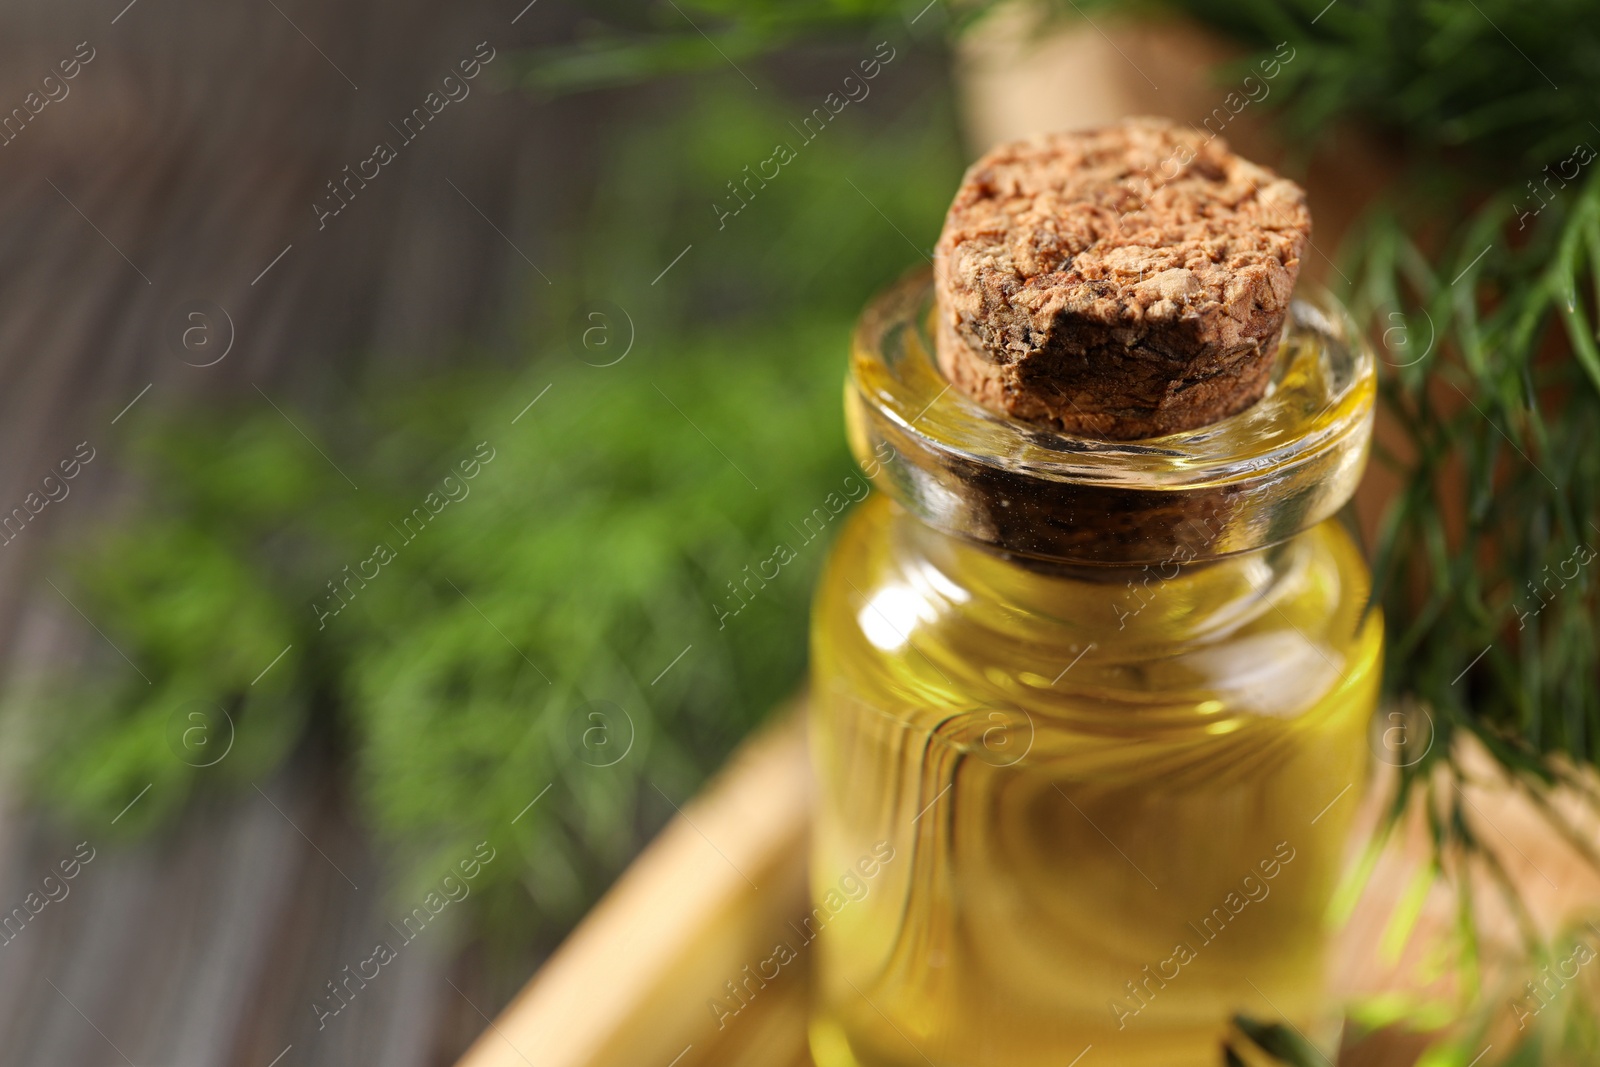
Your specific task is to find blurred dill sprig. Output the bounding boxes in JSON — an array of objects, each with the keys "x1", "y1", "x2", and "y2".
[
  {"x1": 512, "y1": 0, "x2": 1005, "y2": 95},
  {"x1": 3, "y1": 76, "x2": 966, "y2": 942},
  {"x1": 1112, "y1": 0, "x2": 1600, "y2": 819}
]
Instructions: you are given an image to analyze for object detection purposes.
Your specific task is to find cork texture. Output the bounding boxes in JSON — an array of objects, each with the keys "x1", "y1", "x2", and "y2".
[{"x1": 934, "y1": 117, "x2": 1310, "y2": 440}]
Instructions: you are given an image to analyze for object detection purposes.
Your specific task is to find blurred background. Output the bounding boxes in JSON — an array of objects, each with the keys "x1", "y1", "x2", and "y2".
[
  {"x1": 0, "y1": 1, "x2": 1597, "y2": 1064},
  {"x1": 0, "y1": 2, "x2": 963, "y2": 1062}
]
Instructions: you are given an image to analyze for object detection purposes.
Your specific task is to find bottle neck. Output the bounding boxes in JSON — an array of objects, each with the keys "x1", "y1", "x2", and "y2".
[
  {"x1": 849, "y1": 271, "x2": 1376, "y2": 567},
  {"x1": 893, "y1": 499, "x2": 1310, "y2": 652}
]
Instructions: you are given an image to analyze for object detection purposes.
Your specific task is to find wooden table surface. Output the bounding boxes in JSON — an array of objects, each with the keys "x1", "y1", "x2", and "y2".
[{"x1": 0, "y1": 2, "x2": 588, "y2": 1062}]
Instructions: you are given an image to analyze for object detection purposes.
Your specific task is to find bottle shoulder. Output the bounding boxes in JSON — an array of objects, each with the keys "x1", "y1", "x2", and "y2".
[{"x1": 813, "y1": 493, "x2": 1382, "y2": 727}]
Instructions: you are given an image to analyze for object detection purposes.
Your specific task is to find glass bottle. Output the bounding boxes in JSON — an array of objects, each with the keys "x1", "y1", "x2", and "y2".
[{"x1": 807, "y1": 270, "x2": 1381, "y2": 1067}]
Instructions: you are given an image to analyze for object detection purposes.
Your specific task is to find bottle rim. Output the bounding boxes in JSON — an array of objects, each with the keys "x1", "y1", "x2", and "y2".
[{"x1": 846, "y1": 269, "x2": 1376, "y2": 565}]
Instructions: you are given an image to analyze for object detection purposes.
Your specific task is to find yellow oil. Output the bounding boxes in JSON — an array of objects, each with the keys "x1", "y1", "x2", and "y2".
[{"x1": 808, "y1": 492, "x2": 1382, "y2": 1067}]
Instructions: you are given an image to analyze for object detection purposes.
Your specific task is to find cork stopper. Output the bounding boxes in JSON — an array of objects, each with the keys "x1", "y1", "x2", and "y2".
[{"x1": 933, "y1": 117, "x2": 1311, "y2": 441}]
